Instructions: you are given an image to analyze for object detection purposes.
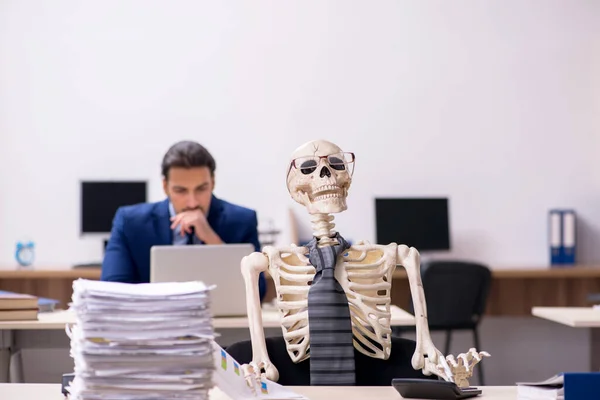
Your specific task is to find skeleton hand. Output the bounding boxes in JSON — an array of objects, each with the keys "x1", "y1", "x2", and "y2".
[
  {"x1": 240, "y1": 359, "x2": 279, "y2": 395},
  {"x1": 240, "y1": 362, "x2": 263, "y2": 396},
  {"x1": 428, "y1": 348, "x2": 490, "y2": 388},
  {"x1": 418, "y1": 341, "x2": 454, "y2": 382}
]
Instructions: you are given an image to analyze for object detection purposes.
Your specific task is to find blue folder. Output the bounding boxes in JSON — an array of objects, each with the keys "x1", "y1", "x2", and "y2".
[
  {"x1": 548, "y1": 209, "x2": 577, "y2": 266},
  {"x1": 564, "y1": 372, "x2": 600, "y2": 399},
  {"x1": 38, "y1": 297, "x2": 60, "y2": 312}
]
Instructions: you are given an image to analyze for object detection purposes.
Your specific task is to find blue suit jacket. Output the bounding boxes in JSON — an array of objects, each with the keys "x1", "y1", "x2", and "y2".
[{"x1": 101, "y1": 195, "x2": 266, "y2": 301}]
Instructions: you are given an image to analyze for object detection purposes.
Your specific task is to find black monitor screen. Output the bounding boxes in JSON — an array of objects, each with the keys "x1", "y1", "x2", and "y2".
[
  {"x1": 375, "y1": 198, "x2": 450, "y2": 251},
  {"x1": 81, "y1": 181, "x2": 147, "y2": 233}
]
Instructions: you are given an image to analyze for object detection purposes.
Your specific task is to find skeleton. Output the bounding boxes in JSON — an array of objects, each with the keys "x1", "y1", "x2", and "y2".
[
  {"x1": 443, "y1": 349, "x2": 491, "y2": 388},
  {"x1": 240, "y1": 140, "x2": 489, "y2": 388}
]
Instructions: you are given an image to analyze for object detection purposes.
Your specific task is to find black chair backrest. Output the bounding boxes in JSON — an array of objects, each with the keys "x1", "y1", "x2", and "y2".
[
  {"x1": 225, "y1": 336, "x2": 438, "y2": 386},
  {"x1": 409, "y1": 260, "x2": 492, "y2": 330}
]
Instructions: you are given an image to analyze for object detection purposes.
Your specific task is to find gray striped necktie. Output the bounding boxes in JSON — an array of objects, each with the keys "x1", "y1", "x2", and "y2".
[{"x1": 306, "y1": 233, "x2": 355, "y2": 386}]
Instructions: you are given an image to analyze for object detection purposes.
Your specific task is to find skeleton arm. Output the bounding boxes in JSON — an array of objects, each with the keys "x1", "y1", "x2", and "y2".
[
  {"x1": 397, "y1": 245, "x2": 453, "y2": 381},
  {"x1": 240, "y1": 252, "x2": 279, "y2": 383},
  {"x1": 397, "y1": 246, "x2": 491, "y2": 386}
]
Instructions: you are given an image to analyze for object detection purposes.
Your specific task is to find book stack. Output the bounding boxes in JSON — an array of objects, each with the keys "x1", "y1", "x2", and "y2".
[
  {"x1": 517, "y1": 374, "x2": 564, "y2": 399},
  {"x1": 66, "y1": 279, "x2": 215, "y2": 400},
  {"x1": 517, "y1": 372, "x2": 600, "y2": 400},
  {"x1": 211, "y1": 342, "x2": 308, "y2": 400},
  {"x1": 0, "y1": 290, "x2": 39, "y2": 321}
]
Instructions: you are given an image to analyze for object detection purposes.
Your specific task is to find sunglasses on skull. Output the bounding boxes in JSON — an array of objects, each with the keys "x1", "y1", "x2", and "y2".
[{"x1": 288, "y1": 152, "x2": 355, "y2": 176}]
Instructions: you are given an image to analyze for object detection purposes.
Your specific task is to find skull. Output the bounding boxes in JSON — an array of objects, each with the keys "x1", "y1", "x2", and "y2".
[{"x1": 286, "y1": 140, "x2": 354, "y2": 215}]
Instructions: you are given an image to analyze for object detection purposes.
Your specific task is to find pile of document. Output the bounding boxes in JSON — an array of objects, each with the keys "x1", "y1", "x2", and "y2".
[
  {"x1": 212, "y1": 342, "x2": 308, "y2": 400},
  {"x1": 517, "y1": 374, "x2": 564, "y2": 400},
  {"x1": 66, "y1": 279, "x2": 215, "y2": 400}
]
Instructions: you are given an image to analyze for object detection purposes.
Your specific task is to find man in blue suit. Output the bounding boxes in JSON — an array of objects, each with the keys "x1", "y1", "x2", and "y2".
[{"x1": 101, "y1": 140, "x2": 266, "y2": 301}]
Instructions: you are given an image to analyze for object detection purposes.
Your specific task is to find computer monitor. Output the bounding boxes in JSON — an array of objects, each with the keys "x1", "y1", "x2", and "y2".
[
  {"x1": 80, "y1": 181, "x2": 147, "y2": 234},
  {"x1": 375, "y1": 197, "x2": 450, "y2": 251}
]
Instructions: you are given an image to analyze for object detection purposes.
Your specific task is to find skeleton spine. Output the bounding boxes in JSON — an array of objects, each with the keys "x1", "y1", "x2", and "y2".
[{"x1": 311, "y1": 213, "x2": 337, "y2": 246}]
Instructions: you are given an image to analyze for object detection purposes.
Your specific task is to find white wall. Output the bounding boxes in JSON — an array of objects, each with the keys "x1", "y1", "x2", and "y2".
[{"x1": 0, "y1": 0, "x2": 599, "y2": 268}]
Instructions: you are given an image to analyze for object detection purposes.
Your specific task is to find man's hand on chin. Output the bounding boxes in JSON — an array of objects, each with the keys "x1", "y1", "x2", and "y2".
[{"x1": 170, "y1": 208, "x2": 223, "y2": 244}]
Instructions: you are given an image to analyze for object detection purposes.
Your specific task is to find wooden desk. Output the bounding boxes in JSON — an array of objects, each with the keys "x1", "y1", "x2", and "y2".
[
  {"x1": 0, "y1": 305, "x2": 413, "y2": 331},
  {"x1": 532, "y1": 306, "x2": 600, "y2": 328},
  {"x1": 532, "y1": 306, "x2": 600, "y2": 371},
  {"x1": 0, "y1": 310, "x2": 76, "y2": 330},
  {"x1": 0, "y1": 383, "x2": 518, "y2": 400},
  {"x1": 0, "y1": 306, "x2": 414, "y2": 383},
  {"x1": 390, "y1": 266, "x2": 600, "y2": 316},
  {"x1": 4, "y1": 265, "x2": 600, "y2": 317}
]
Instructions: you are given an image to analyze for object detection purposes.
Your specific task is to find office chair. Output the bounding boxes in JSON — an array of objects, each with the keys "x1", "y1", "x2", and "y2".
[
  {"x1": 402, "y1": 260, "x2": 492, "y2": 385},
  {"x1": 225, "y1": 336, "x2": 438, "y2": 386}
]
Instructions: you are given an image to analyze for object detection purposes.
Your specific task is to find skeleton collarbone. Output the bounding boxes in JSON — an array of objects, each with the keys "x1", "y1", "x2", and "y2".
[{"x1": 265, "y1": 242, "x2": 397, "y2": 363}]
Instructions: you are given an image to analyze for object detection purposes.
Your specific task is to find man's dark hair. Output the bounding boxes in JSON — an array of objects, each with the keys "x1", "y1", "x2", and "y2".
[{"x1": 161, "y1": 140, "x2": 216, "y2": 179}]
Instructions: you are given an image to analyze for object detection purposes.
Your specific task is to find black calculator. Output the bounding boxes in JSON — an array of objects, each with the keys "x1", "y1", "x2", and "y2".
[
  {"x1": 61, "y1": 373, "x2": 75, "y2": 396},
  {"x1": 391, "y1": 378, "x2": 482, "y2": 399}
]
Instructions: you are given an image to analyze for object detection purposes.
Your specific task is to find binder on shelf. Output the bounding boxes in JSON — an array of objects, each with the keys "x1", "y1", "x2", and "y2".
[
  {"x1": 548, "y1": 209, "x2": 577, "y2": 267},
  {"x1": 561, "y1": 209, "x2": 576, "y2": 265},
  {"x1": 549, "y1": 209, "x2": 562, "y2": 266}
]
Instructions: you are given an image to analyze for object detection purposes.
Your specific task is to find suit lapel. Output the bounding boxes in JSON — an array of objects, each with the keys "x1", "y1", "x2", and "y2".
[
  {"x1": 153, "y1": 199, "x2": 172, "y2": 245},
  {"x1": 207, "y1": 194, "x2": 224, "y2": 236}
]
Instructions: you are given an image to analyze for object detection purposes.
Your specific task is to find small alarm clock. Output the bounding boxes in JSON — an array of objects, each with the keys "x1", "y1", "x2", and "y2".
[{"x1": 15, "y1": 240, "x2": 35, "y2": 267}]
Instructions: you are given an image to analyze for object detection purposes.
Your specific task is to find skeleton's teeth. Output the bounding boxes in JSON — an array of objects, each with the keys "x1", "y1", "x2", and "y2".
[
  {"x1": 309, "y1": 184, "x2": 346, "y2": 202},
  {"x1": 313, "y1": 192, "x2": 342, "y2": 202},
  {"x1": 314, "y1": 184, "x2": 340, "y2": 193}
]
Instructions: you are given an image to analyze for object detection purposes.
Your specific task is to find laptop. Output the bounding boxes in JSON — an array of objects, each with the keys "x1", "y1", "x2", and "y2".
[{"x1": 150, "y1": 244, "x2": 255, "y2": 317}]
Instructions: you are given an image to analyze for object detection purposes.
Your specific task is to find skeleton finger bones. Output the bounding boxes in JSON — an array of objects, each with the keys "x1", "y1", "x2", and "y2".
[
  {"x1": 429, "y1": 348, "x2": 491, "y2": 387},
  {"x1": 241, "y1": 361, "x2": 267, "y2": 396}
]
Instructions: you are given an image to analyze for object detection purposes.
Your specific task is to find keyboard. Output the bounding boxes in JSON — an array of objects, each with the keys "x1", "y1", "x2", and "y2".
[{"x1": 72, "y1": 263, "x2": 102, "y2": 268}]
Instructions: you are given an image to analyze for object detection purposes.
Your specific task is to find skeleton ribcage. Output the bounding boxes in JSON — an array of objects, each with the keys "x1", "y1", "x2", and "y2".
[{"x1": 265, "y1": 242, "x2": 397, "y2": 363}]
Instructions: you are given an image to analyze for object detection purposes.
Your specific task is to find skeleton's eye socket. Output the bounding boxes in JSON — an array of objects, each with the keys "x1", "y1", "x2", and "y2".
[
  {"x1": 328, "y1": 156, "x2": 346, "y2": 171},
  {"x1": 299, "y1": 159, "x2": 317, "y2": 175}
]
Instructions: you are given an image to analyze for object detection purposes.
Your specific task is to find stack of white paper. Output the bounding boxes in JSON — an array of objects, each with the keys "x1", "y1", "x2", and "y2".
[
  {"x1": 516, "y1": 374, "x2": 564, "y2": 400},
  {"x1": 66, "y1": 279, "x2": 215, "y2": 400},
  {"x1": 211, "y1": 342, "x2": 308, "y2": 400}
]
